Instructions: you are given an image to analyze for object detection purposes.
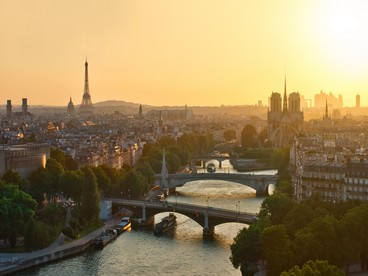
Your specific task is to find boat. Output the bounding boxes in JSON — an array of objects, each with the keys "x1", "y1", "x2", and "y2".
[
  {"x1": 206, "y1": 163, "x2": 216, "y2": 173},
  {"x1": 157, "y1": 192, "x2": 164, "y2": 202},
  {"x1": 154, "y1": 213, "x2": 177, "y2": 236},
  {"x1": 115, "y1": 217, "x2": 131, "y2": 234},
  {"x1": 94, "y1": 228, "x2": 118, "y2": 250}
]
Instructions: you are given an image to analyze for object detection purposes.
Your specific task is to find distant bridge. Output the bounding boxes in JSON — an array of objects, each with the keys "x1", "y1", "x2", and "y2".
[
  {"x1": 106, "y1": 198, "x2": 257, "y2": 238},
  {"x1": 155, "y1": 173, "x2": 277, "y2": 196},
  {"x1": 194, "y1": 155, "x2": 230, "y2": 168}
]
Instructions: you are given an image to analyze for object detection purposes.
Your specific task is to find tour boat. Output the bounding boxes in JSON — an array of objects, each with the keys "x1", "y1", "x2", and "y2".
[{"x1": 154, "y1": 213, "x2": 177, "y2": 236}]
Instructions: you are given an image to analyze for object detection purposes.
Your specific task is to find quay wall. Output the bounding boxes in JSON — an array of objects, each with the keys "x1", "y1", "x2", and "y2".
[{"x1": 0, "y1": 238, "x2": 94, "y2": 275}]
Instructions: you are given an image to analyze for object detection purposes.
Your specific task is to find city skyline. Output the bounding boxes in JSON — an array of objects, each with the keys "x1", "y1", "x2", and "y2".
[{"x1": 1, "y1": 1, "x2": 368, "y2": 107}]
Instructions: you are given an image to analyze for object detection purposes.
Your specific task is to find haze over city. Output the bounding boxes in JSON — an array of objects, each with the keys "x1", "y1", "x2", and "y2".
[{"x1": 1, "y1": 0, "x2": 368, "y2": 107}]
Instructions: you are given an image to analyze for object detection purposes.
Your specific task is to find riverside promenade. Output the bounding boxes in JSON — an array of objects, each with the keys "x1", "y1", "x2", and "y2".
[{"x1": 0, "y1": 218, "x2": 119, "y2": 276}]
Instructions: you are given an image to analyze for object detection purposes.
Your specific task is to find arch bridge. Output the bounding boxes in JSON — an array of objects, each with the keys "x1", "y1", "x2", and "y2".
[
  {"x1": 107, "y1": 198, "x2": 257, "y2": 239},
  {"x1": 156, "y1": 173, "x2": 277, "y2": 196}
]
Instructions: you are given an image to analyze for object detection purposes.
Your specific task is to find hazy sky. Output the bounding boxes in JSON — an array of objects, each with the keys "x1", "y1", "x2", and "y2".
[{"x1": 1, "y1": 0, "x2": 368, "y2": 107}]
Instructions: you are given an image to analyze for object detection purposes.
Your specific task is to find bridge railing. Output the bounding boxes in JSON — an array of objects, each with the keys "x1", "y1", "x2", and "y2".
[{"x1": 164, "y1": 201, "x2": 257, "y2": 216}]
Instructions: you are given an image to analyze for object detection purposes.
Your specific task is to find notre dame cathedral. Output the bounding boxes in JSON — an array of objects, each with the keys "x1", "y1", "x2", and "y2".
[{"x1": 267, "y1": 78, "x2": 304, "y2": 147}]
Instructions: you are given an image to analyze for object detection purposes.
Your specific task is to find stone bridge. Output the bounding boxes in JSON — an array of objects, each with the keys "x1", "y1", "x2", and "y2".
[
  {"x1": 155, "y1": 173, "x2": 277, "y2": 196},
  {"x1": 107, "y1": 198, "x2": 257, "y2": 239}
]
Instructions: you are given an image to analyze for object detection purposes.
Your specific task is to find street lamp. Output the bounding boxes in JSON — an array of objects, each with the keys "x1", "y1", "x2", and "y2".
[
  {"x1": 238, "y1": 200, "x2": 240, "y2": 214},
  {"x1": 206, "y1": 196, "x2": 209, "y2": 211}
]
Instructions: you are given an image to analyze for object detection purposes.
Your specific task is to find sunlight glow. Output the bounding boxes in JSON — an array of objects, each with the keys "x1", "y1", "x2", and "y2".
[{"x1": 318, "y1": 1, "x2": 368, "y2": 74}]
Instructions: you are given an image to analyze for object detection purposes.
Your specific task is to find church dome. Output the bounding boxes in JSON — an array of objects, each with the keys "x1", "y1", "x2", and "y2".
[{"x1": 67, "y1": 97, "x2": 75, "y2": 114}]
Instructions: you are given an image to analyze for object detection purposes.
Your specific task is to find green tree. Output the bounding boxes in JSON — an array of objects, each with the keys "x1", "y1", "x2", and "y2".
[
  {"x1": 259, "y1": 192, "x2": 294, "y2": 224},
  {"x1": 281, "y1": 260, "x2": 344, "y2": 276},
  {"x1": 45, "y1": 158, "x2": 65, "y2": 194},
  {"x1": 91, "y1": 166, "x2": 111, "y2": 195},
  {"x1": 65, "y1": 154, "x2": 79, "y2": 171},
  {"x1": 293, "y1": 215, "x2": 341, "y2": 266},
  {"x1": 28, "y1": 167, "x2": 52, "y2": 206},
  {"x1": 50, "y1": 148, "x2": 66, "y2": 168},
  {"x1": 60, "y1": 170, "x2": 84, "y2": 202},
  {"x1": 37, "y1": 203, "x2": 66, "y2": 227},
  {"x1": 1, "y1": 169, "x2": 28, "y2": 191},
  {"x1": 261, "y1": 224, "x2": 294, "y2": 276},
  {"x1": 340, "y1": 204, "x2": 368, "y2": 269},
  {"x1": 123, "y1": 169, "x2": 149, "y2": 198},
  {"x1": 0, "y1": 183, "x2": 37, "y2": 247},
  {"x1": 241, "y1": 124, "x2": 258, "y2": 148},
  {"x1": 80, "y1": 167, "x2": 100, "y2": 224},
  {"x1": 136, "y1": 162, "x2": 155, "y2": 185},
  {"x1": 230, "y1": 218, "x2": 270, "y2": 275},
  {"x1": 224, "y1": 129, "x2": 237, "y2": 141},
  {"x1": 24, "y1": 219, "x2": 56, "y2": 250},
  {"x1": 283, "y1": 203, "x2": 316, "y2": 238}
]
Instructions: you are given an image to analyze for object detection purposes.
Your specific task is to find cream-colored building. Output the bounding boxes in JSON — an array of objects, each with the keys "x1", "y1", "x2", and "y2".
[{"x1": 0, "y1": 143, "x2": 50, "y2": 178}]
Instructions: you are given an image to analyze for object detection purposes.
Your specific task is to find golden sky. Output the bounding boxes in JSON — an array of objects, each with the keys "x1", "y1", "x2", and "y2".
[{"x1": 1, "y1": 0, "x2": 368, "y2": 107}]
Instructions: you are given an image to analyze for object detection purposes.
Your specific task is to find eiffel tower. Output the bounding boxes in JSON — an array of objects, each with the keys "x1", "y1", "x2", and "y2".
[{"x1": 79, "y1": 59, "x2": 94, "y2": 114}]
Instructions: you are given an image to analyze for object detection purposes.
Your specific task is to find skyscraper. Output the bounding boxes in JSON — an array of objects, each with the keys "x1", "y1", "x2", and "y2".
[{"x1": 79, "y1": 59, "x2": 94, "y2": 114}]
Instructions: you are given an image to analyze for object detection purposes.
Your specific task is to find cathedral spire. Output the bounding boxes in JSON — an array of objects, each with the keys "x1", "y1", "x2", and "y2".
[{"x1": 283, "y1": 75, "x2": 288, "y2": 111}]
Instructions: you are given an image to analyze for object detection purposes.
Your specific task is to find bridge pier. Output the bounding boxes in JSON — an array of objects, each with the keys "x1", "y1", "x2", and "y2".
[
  {"x1": 203, "y1": 213, "x2": 214, "y2": 239},
  {"x1": 141, "y1": 204, "x2": 147, "y2": 223},
  {"x1": 203, "y1": 227, "x2": 214, "y2": 239},
  {"x1": 255, "y1": 188, "x2": 269, "y2": 196}
]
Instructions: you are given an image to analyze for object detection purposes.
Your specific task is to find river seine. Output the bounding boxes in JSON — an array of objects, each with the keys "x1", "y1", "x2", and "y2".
[{"x1": 22, "y1": 161, "x2": 276, "y2": 276}]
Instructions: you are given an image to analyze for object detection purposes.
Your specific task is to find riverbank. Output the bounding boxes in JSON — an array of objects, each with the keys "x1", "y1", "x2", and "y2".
[{"x1": 0, "y1": 219, "x2": 119, "y2": 276}]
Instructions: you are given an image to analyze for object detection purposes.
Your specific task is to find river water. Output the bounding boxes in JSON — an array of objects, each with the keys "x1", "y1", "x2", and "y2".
[{"x1": 22, "y1": 161, "x2": 276, "y2": 276}]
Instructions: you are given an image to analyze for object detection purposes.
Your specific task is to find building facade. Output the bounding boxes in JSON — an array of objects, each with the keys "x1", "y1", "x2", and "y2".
[
  {"x1": 291, "y1": 136, "x2": 368, "y2": 202},
  {"x1": 0, "y1": 143, "x2": 50, "y2": 178}
]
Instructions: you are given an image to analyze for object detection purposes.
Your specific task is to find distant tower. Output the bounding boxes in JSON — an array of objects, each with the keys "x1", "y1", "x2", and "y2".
[
  {"x1": 22, "y1": 98, "x2": 28, "y2": 116},
  {"x1": 6, "y1": 100, "x2": 12, "y2": 119},
  {"x1": 356, "y1": 94, "x2": 360, "y2": 108},
  {"x1": 270, "y1": 92, "x2": 282, "y2": 112},
  {"x1": 79, "y1": 59, "x2": 94, "y2": 114},
  {"x1": 138, "y1": 104, "x2": 143, "y2": 119},
  {"x1": 67, "y1": 97, "x2": 75, "y2": 115},
  {"x1": 283, "y1": 75, "x2": 288, "y2": 111},
  {"x1": 324, "y1": 100, "x2": 329, "y2": 119},
  {"x1": 288, "y1": 92, "x2": 301, "y2": 112}
]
